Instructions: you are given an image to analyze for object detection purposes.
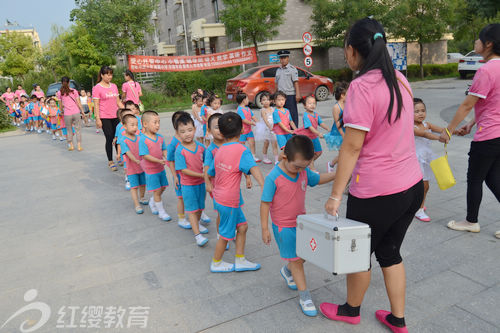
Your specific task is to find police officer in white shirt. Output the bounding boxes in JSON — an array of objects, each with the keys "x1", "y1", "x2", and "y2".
[{"x1": 275, "y1": 50, "x2": 301, "y2": 127}]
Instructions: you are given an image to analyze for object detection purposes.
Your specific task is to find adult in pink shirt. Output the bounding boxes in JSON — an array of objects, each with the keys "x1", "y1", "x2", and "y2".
[
  {"x1": 92, "y1": 66, "x2": 124, "y2": 170},
  {"x1": 439, "y1": 24, "x2": 500, "y2": 238},
  {"x1": 121, "y1": 70, "x2": 142, "y2": 105},
  {"x1": 322, "y1": 18, "x2": 423, "y2": 332},
  {"x1": 57, "y1": 77, "x2": 85, "y2": 151},
  {"x1": 33, "y1": 85, "x2": 45, "y2": 99},
  {"x1": 15, "y1": 85, "x2": 26, "y2": 99},
  {"x1": 0, "y1": 87, "x2": 15, "y2": 105}
]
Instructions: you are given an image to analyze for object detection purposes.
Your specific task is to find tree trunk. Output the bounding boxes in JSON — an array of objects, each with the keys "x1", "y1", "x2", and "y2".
[
  {"x1": 252, "y1": 35, "x2": 259, "y2": 65},
  {"x1": 419, "y1": 42, "x2": 424, "y2": 79}
]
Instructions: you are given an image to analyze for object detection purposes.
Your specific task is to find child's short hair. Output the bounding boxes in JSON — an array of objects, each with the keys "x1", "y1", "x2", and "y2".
[
  {"x1": 141, "y1": 110, "x2": 159, "y2": 125},
  {"x1": 274, "y1": 91, "x2": 287, "y2": 100},
  {"x1": 172, "y1": 110, "x2": 190, "y2": 129},
  {"x1": 236, "y1": 92, "x2": 247, "y2": 105},
  {"x1": 20, "y1": 101, "x2": 25, "y2": 106},
  {"x1": 175, "y1": 113, "x2": 195, "y2": 128},
  {"x1": 301, "y1": 95, "x2": 316, "y2": 106},
  {"x1": 124, "y1": 100, "x2": 139, "y2": 110},
  {"x1": 30, "y1": 95, "x2": 37, "y2": 100},
  {"x1": 122, "y1": 113, "x2": 137, "y2": 125},
  {"x1": 334, "y1": 81, "x2": 349, "y2": 100},
  {"x1": 14, "y1": 97, "x2": 19, "y2": 101},
  {"x1": 192, "y1": 94, "x2": 203, "y2": 103},
  {"x1": 284, "y1": 135, "x2": 315, "y2": 161},
  {"x1": 218, "y1": 112, "x2": 242, "y2": 139},
  {"x1": 208, "y1": 94, "x2": 222, "y2": 106},
  {"x1": 117, "y1": 108, "x2": 132, "y2": 120},
  {"x1": 46, "y1": 98, "x2": 55, "y2": 104},
  {"x1": 207, "y1": 112, "x2": 222, "y2": 129},
  {"x1": 260, "y1": 91, "x2": 271, "y2": 102}
]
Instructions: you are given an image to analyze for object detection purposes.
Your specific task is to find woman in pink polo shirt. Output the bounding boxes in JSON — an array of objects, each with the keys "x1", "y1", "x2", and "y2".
[
  {"x1": 439, "y1": 24, "x2": 500, "y2": 239},
  {"x1": 121, "y1": 69, "x2": 142, "y2": 105},
  {"x1": 57, "y1": 77, "x2": 85, "y2": 151},
  {"x1": 93, "y1": 65, "x2": 124, "y2": 171},
  {"x1": 322, "y1": 18, "x2": 423, "y2": 332}
]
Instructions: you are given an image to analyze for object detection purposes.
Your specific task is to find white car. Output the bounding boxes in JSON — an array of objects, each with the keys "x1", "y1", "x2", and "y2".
[
  {"x1": 447, "y1": 52, "x2": 463, "y2": 63},
  {"x1": 458, "y1": 51, "x2": 485, "y2": 79}
]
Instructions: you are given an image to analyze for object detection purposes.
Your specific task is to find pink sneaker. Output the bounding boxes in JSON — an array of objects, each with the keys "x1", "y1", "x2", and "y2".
[
  {"x1": 375, "y1": 310, "x2": 408, "y2": 333},
  {"x1": 319, "y1": 303, "x2": 360, "y2": 325}
]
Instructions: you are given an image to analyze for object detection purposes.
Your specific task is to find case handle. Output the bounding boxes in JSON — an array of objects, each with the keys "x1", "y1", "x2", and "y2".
[{"x1": 324, "y1": 213, "x2": 339, "y2": 221}]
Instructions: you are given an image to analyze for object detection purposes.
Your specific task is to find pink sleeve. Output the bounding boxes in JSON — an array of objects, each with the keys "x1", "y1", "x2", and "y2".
[
  {"x1": 112, "y1": 84, "x2": 119, "y2": 95},
  {"x1": 56, "y1": 91, "x2": 60, "y2": 100},
  {"x1": 73, "y1": 89, "x2": 80, "y2": 101},
  {"x1": 92, "y1": 85, "x2": 101, "y2": 99},
  {"x1": 469, "y1": 67, "x2": 492, "y2": 99},
  {"x1": 121, "y1": 83, "x2": 127, "y2": 94},
  {"x1": 343, "y1": 80, "x2": 374, "y2": 132}
]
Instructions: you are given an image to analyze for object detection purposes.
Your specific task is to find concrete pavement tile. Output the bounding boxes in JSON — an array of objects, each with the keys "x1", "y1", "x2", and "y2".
[{"x1": 457, "y1": 284, "x2": 500, "y2": 328}]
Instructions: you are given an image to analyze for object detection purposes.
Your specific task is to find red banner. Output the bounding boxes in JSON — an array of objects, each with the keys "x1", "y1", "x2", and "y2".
[{"x1": 128, "y1": 47, "x2": 257, "y2": 72}]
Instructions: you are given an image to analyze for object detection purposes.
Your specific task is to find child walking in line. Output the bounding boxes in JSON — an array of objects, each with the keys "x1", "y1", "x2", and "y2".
[
  {"x1": 139, "y1": 110, "x2": 172, "y2": 221},
  {"x1": 261, "y1": 135, "x2": 335, "y2": 317},
  {"x1": 273, "y1": 91, "x2": 297, "y2": 151},
  {"x1": 207, "y1": 112, "x2": 265, "y2": 273},
  {"x1": 47, "y1": 98, "x2": 63, "y2": 140},
  {"x1": 174, "y1": 114, "x2": 210, "y2": 246},
  {"x1": 413, "y1": 98, "x2": 444, "y2": 222},
  {"x1": 191, "y1": 94, "x2": 205, "y2": 142},
  {"x1": 299, "y1": 95, "x2": 329, "y2": 171},
  {"x1": 255, "y1": 92, "x2": 278, "y2": 164},
  {"x1": 236, "y1": 93, "x2": 261, "y2": 162},
  {"x1": 200, "y1": 93, "x2": 211, "y2": 142},
  {"x1": 120, "y1": 114, "x2": 148, "y2": 214},
  {"x1": 327, "y1": 82, "x2": 348, "y2": 173},
  {"x1": 204, "y1": 94, "x2": 223, "y2": 144},
  {"x1": 124, "y1": 100, "x2": 143, "y2": 132}
]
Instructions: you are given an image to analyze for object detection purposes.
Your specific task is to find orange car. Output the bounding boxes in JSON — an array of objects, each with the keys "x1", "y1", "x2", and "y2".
[{"x1": 225, "y1": 65, "x2": 334, "y2": 108}]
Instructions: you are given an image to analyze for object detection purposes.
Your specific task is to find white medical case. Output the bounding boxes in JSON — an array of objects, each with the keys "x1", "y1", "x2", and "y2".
[{"x1": 296, "y1": 214, "x2": 371, "y2": 275}]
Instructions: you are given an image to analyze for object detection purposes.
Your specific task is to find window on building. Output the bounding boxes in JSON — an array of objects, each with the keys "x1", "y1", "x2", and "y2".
[
  {"x1": 212, "y1": 0, "x2": 219, "y2": 22},
  {"x1": 190, "y1": 0, "x2": 197, "y2": 18},
  {"x1": 261, "y1": 67, "x2": 278, "y2": 78},
  {"x1": 164, "y1": 0, "x2": 169, "y2": 15}
]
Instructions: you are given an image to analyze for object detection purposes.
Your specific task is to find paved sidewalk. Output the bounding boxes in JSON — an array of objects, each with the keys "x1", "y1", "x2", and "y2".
[{"x1": 0, "y1": 78, "x2": 499, "y2": 332}]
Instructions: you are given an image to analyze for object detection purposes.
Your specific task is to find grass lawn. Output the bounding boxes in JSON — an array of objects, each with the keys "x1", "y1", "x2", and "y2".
[{"x1": 0, "y1": 125, "x2": 18, "y2": 133}]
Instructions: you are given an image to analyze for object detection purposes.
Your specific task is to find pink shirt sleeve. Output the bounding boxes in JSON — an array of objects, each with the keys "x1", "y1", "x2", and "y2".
[
  {"x1": 469, "y1": 67, "x2": 492, "y2": 99},
  {"x1": 121, "y1": 82, "x2": 128, "y2": 95},
  {"x1": 56, "y1": 91, "x2": 60, "y2": 100},
  {"x1": 92, "y1": 85, "x2": 101, "y2": 100},
  {"x1": 343, "y1": 80, "x2": 374, "y2": 132}
]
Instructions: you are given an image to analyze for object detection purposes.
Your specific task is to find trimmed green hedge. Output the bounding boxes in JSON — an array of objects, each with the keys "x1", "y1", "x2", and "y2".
[
  {"x1": 312, "y1": 68, "x2": 353, "y2": 82},
  {"x1": 0, "y1": 107, "x2": 12, "y2": 130}
]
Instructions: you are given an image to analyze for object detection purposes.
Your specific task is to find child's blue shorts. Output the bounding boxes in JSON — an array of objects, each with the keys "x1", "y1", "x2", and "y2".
[
  {"x1": 128, "y1": 172, "x2": 146, "y2": 189},
  {"x1": 239, "y1": 131, "x2": 254, "y2": 143},
  {"x1": 145, "y1": 169, "x2": 168, "y2": 192},
  {"x1": 174, "y1": 173, "x2": 182, "y2": 198},
  {"x1": 51, "y1": 123, "x2": 57, "y2": 130},
  {"x1": 9, "y1": 112, "x2": 15, "y2": 117},
  {"x1": 272, "y1": 224, "x2": 300, "y2": 261},
  {"x1": 276, "y1": 133, "x2": 292, "y2": 149},
  {"x1": 181, "y1": 183, "x2": 206, "y2": 213},
  {"x1": 312, "y1": 137, "x2": 322, "y2": 153},
  {"x1": 28, "y1": 116, "x2": 34, "y2": 122},
  {"x1": 24, "y1": 119, "x2": 29, "y2": 124},
  {"x1": 62, "y1": 127, "x2": 67, "y2": 135},
  {"x1": 214, "y1": 201, "x2": 247, "y2": 240}
]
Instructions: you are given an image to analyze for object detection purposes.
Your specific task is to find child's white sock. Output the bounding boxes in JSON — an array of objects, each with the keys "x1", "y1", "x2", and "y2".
[{"x1": 155, "y1": 201, "x2": 165, "y2": 213}]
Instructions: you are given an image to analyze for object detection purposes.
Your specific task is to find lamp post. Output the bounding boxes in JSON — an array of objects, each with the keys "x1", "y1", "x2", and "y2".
[{"x1": 180, "y1": 0, "x2": 189, "y2": 56}]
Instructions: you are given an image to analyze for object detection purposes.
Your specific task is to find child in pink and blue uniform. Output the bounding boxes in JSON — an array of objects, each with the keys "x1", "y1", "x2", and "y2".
[
  {"x1": 139, "y1": 111, "x2": 172, "y2": 222},
  {"x1": 273, "y1": 91, "x2": 297, "y2": 150},
  {"x1": 236, "y1": 92, "x2": 260, "y2": 162},
  {"x1": 207, "y1": 112, "x2": 265, "y2": 273},
  {"x1": 261, "y1": 135, "x2": 335, "y2": 317},
  {"x1": 174, "y1": 114, "x2": 210, "y2": 246}
]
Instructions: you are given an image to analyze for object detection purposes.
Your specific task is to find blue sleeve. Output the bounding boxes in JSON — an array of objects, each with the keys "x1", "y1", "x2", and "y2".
[
  {"x1": 200, "y1": 105, "x2": 205, "y2": 117},
  {"x1": 161, "y1": 137, "x2": 167, "y2": 151},
  {"x1": 202, "y1": 146, "x2": 206, "y2": 163},
  {"x1": 138, "y1": 137, "x2": 149, "y2": 156},
  {"x1": 121, "y1": 139, "x2": 129, "y2": 156},
  {"x1": 318, "y1": 114, "x2": 323, "y2": 125},
  {"x1": 288, "y1": 112, "x2": 293, "y2": 122},
  {"x1": 175, "y1": 147, "x2": 187, "y2": 171},
  {"x1": 114, "y1": 124, "x2": 120, "y2": 138},
  {"x1": 204, "y1": 149, "x2": 214, "y2": 167},
  {"x1": 306, "y1": 168, "x2": 320, "y2": 187},
  {"x1": 239, "y1": 148, "x2": 257, "y2": 175},
  {"x1": 237, "y1": 107, "x2": 245, "y2": 120},
  {"x1": 303, "y1": 113, "x2": 312, "y2": 129},
  {"x1": 272, "y1": 109, "x2": 280, "y2": 124},
  {"x1": 166, "y1": 141, "x2": 176, "y2": 162},
  {"x1": 208, "y1": 159, "x2": 215, "y2": 177},
  {"x1": 250, "y1": 109, "x2": 254, "y2": 117},
  {"x1": 261, "y1": 174, "x2": 277, "y2": 202}
]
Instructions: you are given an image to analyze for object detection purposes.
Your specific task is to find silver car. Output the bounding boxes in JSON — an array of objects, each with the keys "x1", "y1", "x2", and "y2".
[{"x1": 458, "y1": 51, "x2": 485, "y2": 79}]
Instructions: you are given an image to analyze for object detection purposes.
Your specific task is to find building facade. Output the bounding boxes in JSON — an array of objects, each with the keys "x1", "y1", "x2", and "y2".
[{"x1": 0, "y1": 26, "x2": 42, "y2": 50}]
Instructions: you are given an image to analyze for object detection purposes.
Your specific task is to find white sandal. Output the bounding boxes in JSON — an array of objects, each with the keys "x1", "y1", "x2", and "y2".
[
  {"x1": 447, "y1": 220, "x2": 480, "y2": 233},
  {"x1": 495, "y1": 230, "x2": 500, "y2": 239}
]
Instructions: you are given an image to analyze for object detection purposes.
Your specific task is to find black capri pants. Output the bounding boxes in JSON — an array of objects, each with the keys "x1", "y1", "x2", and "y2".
[
  {"x1": 101, "y1": 118, "x2": 120, "y2": 162},
  {"x1": 346, "y1": 180, "x2": 424, "y2": 268}
]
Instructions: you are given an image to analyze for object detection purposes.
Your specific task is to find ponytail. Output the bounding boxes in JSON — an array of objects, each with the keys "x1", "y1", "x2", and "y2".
[
  {"x1": 60, "y1": 76, "x2": 71, "y2": 96},
  {"x1": 479, "y1": 24, "x2": 500, "y2": 57},
  {"x1": 346, "y1": 17, "x2": 403, "y2": 124},
  {"x1": 125, "y1": 69, "x2": 135, "y2": 82},
  {"x1": 97, "y1": 65, "x2": 113, "y2": 83}
]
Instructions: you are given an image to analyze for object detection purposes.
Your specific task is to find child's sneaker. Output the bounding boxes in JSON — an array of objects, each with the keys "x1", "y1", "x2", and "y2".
[
  {"x1": 139, "y1": 197, "x2": 148, "y2": 205},
  {"x1": 210, "y1": 260, "x2": 235, "y2": 273},
  {"x1": 149, "y1": 198, "x2": 159, "y2": 215},
  {"x1": 415, "y1": 208, "x2": 431, "y2": 222},
  {"x1": 375, "y1": 310, "x2": 408, "y2": 333},
  {"x1": 200, "y1": 212, "x2": 211, "y2": 223},
  {"x1": 253, "y1": 155, "x2": 261, "y2": 163},
  {"x1": 135, "y1": 206, "x2": 144, "y2": 214},
  {"x1": 280, "y1": 265, "x2": 297, "y2": 290},
  {"x1": 125, "y1": 180, "x2": 131, "y2": 191},
  {"x1": 37, "y1": 129, "x2": 42, "y2": 134},
  {"x1": 195, "y1": 234, "x2": 208, "y2": 247},
  {"x1": 96, "y1": 129, "x2": 100, "y2": 134},
  {"x1": 235, "y1": 258, "x2": 261, "y2": 272},
  {"x1": 198, "y1": 223, "x2": 209, "y2": 234},
  {"x1": 52, "y1": 135, "x2": 56, "y2": 140},
  {"x1": 158, "y1": 211, "x2": 172, "y2": 221},
  {"x1": 262, "y1": 158, "x2": 272, "y2": 164},
  {"x1": 177, "y1": 218, "x2": 192, "y2": 229},
  {"x1": 327, "y1": 161, "x2": 336, "y2": 173},
  {"x1": 117, "y1": 159, "x2": 124, "y2": 167},
  {"x1": 300, "y1": 299, "x2": 318, "y2": 317},
  {"x1": 46, "y1": 129, "x2": 50, "y2": 133},
  {"x1": 59, "y1": 137, "x2": 64, "y2": 141}
]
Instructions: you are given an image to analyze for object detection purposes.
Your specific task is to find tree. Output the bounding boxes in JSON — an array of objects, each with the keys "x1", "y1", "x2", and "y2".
[
  {"x1": 310, "y1": 0, "x2": 392, "y2": 48},
  {"x1": 389, "y1": 0, "x2": 455, "y2": 78},
  {"x1": 467, "y1": 0, "x2": 500, "y2": 19},
  {"x1": 0, "y1": 32, "x2": 40, "y2": 78},
  {"x1": 220, "y1": 0, "x2": 287, "y2": 63},
  {"x1": 70, "y1": 0, "x2": 158, "y2": 56}
]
